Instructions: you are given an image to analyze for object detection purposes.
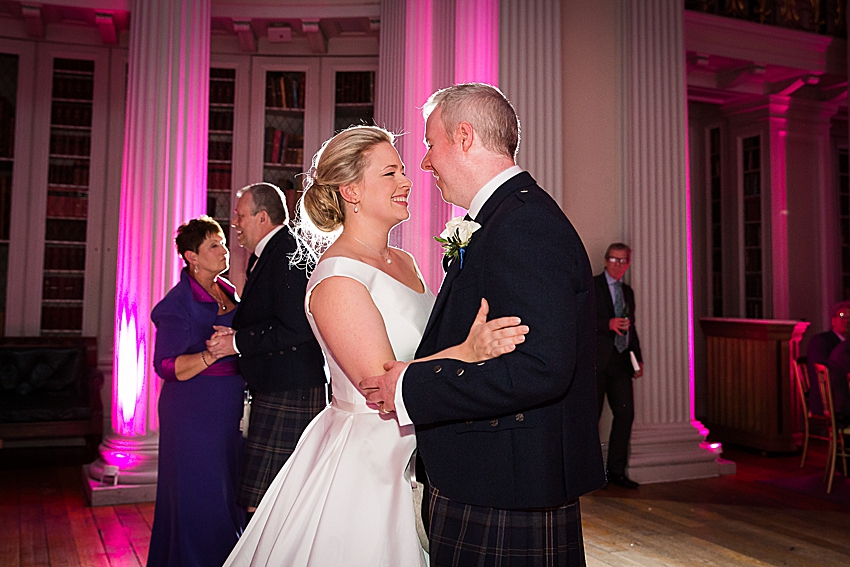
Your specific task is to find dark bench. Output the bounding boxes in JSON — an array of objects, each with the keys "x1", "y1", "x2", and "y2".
[{"x1": 0, "y1": 337, "x2": 104, "y2": 450}]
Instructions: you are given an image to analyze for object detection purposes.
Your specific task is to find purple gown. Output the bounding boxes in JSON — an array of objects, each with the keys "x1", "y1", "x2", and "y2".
[{"x1": 147, "y1": 309, "x2": 246, "y2": 567}]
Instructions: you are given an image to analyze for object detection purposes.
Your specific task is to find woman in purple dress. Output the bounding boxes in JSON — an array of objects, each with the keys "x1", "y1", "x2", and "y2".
[{"x1": 148, "y1": 216, "x2": 246, "y2": 567}]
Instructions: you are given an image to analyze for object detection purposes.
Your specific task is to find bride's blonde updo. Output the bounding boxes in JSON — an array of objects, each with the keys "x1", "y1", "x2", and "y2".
[
  {"x1": 291, "y1": 125, "x2": 397, "y2": 272},
  {"x1": 301, "y1": 125, "x2": 396, "y2": 232}
]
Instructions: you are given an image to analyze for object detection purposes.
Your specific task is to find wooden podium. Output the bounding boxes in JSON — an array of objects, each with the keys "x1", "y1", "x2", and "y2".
[{"x1": 700, "y1": 318, "x2": 809, "y2": 453}]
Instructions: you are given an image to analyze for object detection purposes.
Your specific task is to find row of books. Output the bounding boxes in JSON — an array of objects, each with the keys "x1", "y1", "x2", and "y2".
[
  {"x1": 335, "y1": 72, "x2": 375, "y2": 104},
  {"x1": 266, "y1": 73, "x2": 305, "y2": 109},
  {"x1": 48, "y1": 162, "x2": 90, "y2": 187},
  {"x1": 51, "y1": 103, "x2": 93, "y2": 128},
  {"x1": 42, "y1": 274, "x2": 84, "y2": 300},
  {"x1": 263, "y1": 127, "x2": 304, "y2": 165},
  {"x1": 45, "y1": 218, "x2": 88, "y2": 242},
  {"x1": 52, "y1": 76, "x2": 94, "y2": 101},
  {"x1": 208, "y1": 165, "x2": 232, "y2": 190},
  {"x1": 210, "y1": 80, "x2": 235, "y2": 106},
  {"x1": 210, "y1": 109, "x2": 234, "y2": 132},
  {"x1": 43, "y1": 244, "x2": 86, "y2": 271},
  {"x1": 41, "y1": 305, "x2": 83, "y2": 331},
  {"x1": 46, "y1": 195, "x2": 88, "y2": 219},
  {"x1": 50, "y1": 134, "x2": 91, "y2": 157},
  {"x1": 208, "y1": 140, "x2": 232, "y2": 161}
]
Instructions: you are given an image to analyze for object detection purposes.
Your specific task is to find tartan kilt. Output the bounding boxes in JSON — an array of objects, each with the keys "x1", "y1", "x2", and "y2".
[
  {"x1": 428, "y1": 485, "x2": 585, "y2": 567},
  {"x1": 237, "y1": 386, "x2": 327, "y2": 508}
]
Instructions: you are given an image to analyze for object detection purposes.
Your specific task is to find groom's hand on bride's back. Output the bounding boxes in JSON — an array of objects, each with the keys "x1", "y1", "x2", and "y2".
[{"x1": 360, "y1": 360, "x2": 408, "y2": 413}]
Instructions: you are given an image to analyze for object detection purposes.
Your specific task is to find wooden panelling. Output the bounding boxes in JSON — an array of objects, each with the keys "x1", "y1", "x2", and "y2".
[{"x1": 701, "y1": 317, "x2": 809, "y2": 452}]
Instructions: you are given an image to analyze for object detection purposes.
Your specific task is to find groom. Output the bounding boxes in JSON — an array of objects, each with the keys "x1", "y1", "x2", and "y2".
[{"x1": 361, "y1": 84, "x2": 605, "y2": 565}]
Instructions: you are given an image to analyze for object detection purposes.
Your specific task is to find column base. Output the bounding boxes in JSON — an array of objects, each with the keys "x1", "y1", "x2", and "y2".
[
  {"x1": 82, "y1": 464, "x2": 157, "y2": 506},
  {"x1": 625, "y1": 421, "x2": 735, "y2": 484}
]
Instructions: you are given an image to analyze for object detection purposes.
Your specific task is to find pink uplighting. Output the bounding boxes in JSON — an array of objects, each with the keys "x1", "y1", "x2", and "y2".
[
  {"x1": 114, "y1": 294, "x2": 147, "y2": 436},
  {"x1": 102, "y1": 450, "x2": 144, "y2": 470}
]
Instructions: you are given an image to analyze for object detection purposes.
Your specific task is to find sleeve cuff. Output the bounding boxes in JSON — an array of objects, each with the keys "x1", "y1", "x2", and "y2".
[
  {"x1": 394, "y1": 366, "x2": 413, "y2": 426},
  {"x1": 232, "y1": 332, "x2": 240, "y2": 355}
]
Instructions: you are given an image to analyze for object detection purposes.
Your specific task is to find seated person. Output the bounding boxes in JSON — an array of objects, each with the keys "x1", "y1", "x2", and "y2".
[{"x1": 806, "y1": 301, "x2": 850, "y2": 415}]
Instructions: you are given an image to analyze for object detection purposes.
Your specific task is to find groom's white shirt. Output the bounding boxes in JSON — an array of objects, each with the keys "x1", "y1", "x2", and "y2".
[{"x1": 393, "y1": 165, "x2": 524, "y2": 426}]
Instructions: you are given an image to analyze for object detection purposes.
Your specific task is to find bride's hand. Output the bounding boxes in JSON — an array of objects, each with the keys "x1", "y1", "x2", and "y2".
[{"x1": 463, "y1": 299, "x2": 528, "y2": 362}]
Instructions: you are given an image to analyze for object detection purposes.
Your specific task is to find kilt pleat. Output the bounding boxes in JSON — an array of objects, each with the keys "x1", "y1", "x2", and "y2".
[
  {"x1": 428, "y1": 485, "x2": 585, "y2": 567},
  {"x1": 236, "y1": 386, "x2": 327, "y2": 508}
]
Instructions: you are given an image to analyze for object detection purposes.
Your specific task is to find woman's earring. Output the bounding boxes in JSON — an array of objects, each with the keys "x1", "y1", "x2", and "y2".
[
  {"x1": 354, "y1": 203, "x2": 359, "y2": 213},
  {"x1": 194, "y1": 264, "x2": 199, "y2": 274}
]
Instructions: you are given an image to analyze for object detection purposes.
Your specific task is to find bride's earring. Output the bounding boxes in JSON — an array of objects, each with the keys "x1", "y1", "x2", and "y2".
[{"x1": 354, "y1": 203, "x2": 359, "y2": 213}]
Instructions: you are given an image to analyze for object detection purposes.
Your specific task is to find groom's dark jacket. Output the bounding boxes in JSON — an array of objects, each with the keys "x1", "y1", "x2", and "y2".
[{"x1": 404, "y1": 172, "x2": 605, "y2": 509}]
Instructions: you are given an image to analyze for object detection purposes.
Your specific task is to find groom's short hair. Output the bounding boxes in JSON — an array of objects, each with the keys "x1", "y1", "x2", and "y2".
[{"x1": 423, "y1": 83, "x2": 520, "y2": 160}]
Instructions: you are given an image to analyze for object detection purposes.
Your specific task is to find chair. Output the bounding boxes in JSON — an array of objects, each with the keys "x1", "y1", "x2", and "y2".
[
  {"x1": 813, "y1": 363, "x2": 850, "y2": 493},
  {"x1": 794, "y1": 357, "x2": 830, "y2": 468}
]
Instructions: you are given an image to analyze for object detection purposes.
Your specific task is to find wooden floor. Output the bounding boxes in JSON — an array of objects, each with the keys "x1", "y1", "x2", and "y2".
[{"x1": 1, "y1": 444, "x2": 848, "y2": 566}]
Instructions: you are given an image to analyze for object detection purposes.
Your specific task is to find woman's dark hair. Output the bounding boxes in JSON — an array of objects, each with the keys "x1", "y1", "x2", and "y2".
[{"x1": 175, "y1": 216, "x2": 224, "y2": 265}]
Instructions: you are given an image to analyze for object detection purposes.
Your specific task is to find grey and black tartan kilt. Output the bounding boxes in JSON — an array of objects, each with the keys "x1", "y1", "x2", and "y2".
[
  {"x1": 237, "y1": 386, "x2": 327, "y2": 509},
  {"x1": 428, "y1": 485, "x2": 586, "y2": 567}
]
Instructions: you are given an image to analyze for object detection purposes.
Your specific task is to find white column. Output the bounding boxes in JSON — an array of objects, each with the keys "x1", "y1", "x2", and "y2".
[
  {"x1": 499, "y1": 0, "x2": 564, "y2": 204},
  {"x1": 85, "y1": 0, "x2": 211, "y2": 504},
  {"x1": 375, "y1": 0, "x2": 455, "y2": 292},
  {"x1": 622, "y1": 0, "x2": 726, "y2": 483}
]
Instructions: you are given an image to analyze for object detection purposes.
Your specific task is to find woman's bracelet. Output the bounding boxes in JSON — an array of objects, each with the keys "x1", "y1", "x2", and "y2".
[{"x1": 201, "y1": 350, "x2": 211, "y2": 367}]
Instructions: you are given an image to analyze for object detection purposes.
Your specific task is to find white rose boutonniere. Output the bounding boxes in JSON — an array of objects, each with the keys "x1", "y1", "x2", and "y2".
[{"x1": 434, "y1": 216, "x2": 481, "y2": 269}]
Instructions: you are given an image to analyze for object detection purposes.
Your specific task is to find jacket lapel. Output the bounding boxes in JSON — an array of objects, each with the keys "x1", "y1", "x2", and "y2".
[
  {"x1": 417, "y1": 172, "x2": 536, "y2": 353},
  {"x1": 239, "y1": 228, "x2": 282, "y2": 301}
]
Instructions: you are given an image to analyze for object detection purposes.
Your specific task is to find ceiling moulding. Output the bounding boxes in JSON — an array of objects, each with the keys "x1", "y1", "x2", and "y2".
[
  {"x1": 302, "y1": 19, "x2": 326, "y2": 54},
  {"x1": 211, "y1": 3, "x2": 379, "y2": 20},
  {"x1": 233, "y1": 20, "x2": 258, "y2": 51},
  {"x1": 95, "y1": 12, "x2": 117, "y2": 44},
  {"x1": 685, "y1": 10, "x2": 846, "y2": 76},
  {"x1": 22, "y1": 4, "x2": 45, "y2": 38}
]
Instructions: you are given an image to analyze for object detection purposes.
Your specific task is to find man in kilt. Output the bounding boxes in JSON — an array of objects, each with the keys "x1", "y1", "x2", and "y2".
[
  {"x1": 208, "y1": 182, "x2": 327, "y2": 519},
  {"x1": 362, "y1": 84, "x2": 605, "y2": 566}
]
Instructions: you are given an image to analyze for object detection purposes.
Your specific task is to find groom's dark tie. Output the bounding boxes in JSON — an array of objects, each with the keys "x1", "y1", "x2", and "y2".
[{"x1": 246, "y1": 253, "x2": 258, "y2": 278}]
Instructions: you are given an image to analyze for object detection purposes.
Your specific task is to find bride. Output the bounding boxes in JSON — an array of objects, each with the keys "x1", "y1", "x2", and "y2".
[{"x1": 223, "y1": 126, "x2": 527, "y2": 566}]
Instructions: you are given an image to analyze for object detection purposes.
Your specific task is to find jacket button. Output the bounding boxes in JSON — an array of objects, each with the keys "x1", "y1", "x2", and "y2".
[
  {"x1": 292, "y1": 346, "x2": 297, "y2": 351},
  {"x1": 466, "y1": 420, "x2": 473, "y2": 424},
  {"x1": 433, "y1": 365, "x2": 442, "y2": 373},
  {"x1": 249, "y1": 331, "x2": 255, "y2": 336},
  {"x1": 490, "y1": 419, "x2": 499, "y2": 427},
  {"x1": 279, "y1": 350, "x2": 284, "y2": 354},
  {"x1": 456, "y1": 368, "x2": 464, "y2": 376},
  {"x1": 515, "y1": 413, "x2": 524, "y2": 422}
]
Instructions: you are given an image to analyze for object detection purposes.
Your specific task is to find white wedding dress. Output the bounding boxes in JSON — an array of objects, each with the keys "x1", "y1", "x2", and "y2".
[{"x1": 223, "y1": 256, "x2": 435, "y2": 567}]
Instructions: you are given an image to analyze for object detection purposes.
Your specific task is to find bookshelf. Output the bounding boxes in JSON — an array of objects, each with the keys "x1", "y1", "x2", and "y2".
[
  {"x1": 208, "y1": 67, "x2": 236, "y2": 229},
  {"x1": 0, "y1": 52, "x2": 17, "y2": 336},
  {"x1": 41, "y1": 58, "x2": 94, "y2": 335},
  {"x1": 334, "y1": 70, "x2": 375, "y2": 132},
  {"x1": 262, "y1": 70, "x2": 306, "y2": 220}
]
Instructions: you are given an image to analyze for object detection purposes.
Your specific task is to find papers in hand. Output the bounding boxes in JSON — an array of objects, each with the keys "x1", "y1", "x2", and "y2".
[{"x1": 629, "y1": 351, "x2": 641, "y2": 373}]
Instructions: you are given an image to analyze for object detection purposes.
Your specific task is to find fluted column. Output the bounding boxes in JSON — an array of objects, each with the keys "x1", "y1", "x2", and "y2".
[
  {"x1": 376, "y1": 0, "x2": 455, "y2": 291},
  {"x1": 499, "y1": 0, "x2": 563, "y2": 203},
  {"x1": 622, "y1": 0, "x2": 725, "y2": 482},
  {"x1": 85, "y1": 0, "x2": 211, "y2": 504}
]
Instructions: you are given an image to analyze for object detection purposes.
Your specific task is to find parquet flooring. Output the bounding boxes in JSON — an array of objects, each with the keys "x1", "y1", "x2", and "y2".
[{"x1": 0, "y1": 444, "x2": 848, "y2": 566}]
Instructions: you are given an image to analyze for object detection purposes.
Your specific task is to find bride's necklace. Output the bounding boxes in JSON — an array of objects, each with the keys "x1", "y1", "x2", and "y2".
[{"x1": 343, "y1": 233, "x2": 392, "y2": 264}]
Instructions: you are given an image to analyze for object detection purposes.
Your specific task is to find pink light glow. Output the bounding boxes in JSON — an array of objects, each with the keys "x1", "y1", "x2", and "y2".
[
  {"x1": 102, "y1": 450, "x2": 144, "y2": 470},
  {"x1": 451, "y1": 0, "x2": 498, "y2": 222},
  {"x1": 114, "y1": 294, "x2": 147, "y2": 436}
]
